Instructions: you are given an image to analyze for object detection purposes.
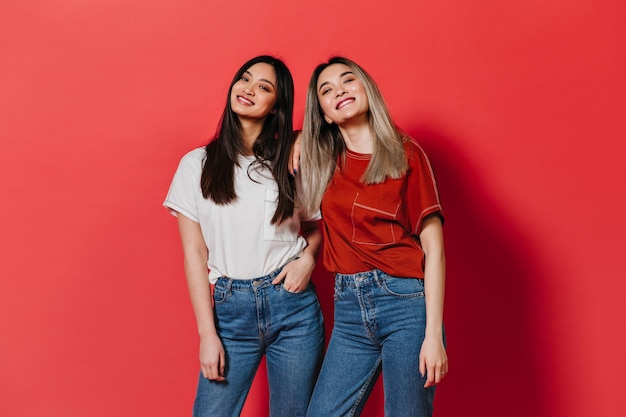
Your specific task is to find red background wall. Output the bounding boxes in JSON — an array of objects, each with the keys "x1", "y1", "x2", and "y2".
[{"x1": 1, "y1": 1, "x2": 624, "y2": 416}]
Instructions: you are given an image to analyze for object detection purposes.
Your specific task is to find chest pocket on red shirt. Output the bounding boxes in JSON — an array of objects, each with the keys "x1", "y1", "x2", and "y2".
[{"x1": 351, "y1": 192, "x2": 400, "y2": 245}]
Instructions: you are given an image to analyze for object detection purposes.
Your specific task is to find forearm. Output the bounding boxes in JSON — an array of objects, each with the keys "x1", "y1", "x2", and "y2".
[
  {"x1": 184, "y1": 253, "x2": 217, "y2": 338},
  {"x1": 418, "y1": 215, "x2": 448, "y2": 386},
  {"x1": 423, "y1": 248, "x2": 445, "y2": 338},
  {"x1": 420, "y1": 215, "x2": 446, "y2": 339},
  {"x1": 177, "y1": 214, "x2": 217, "y2": 338},
  {"x1": 301, "y1": 220, "x2": 322, "y2": 261},
  {"x1": 176, "y1": 213, "x2": 226, "y2": 380}
]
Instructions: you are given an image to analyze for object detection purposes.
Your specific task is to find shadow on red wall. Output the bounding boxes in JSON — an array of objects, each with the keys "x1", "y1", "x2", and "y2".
[
  {"x1": 242, "y1": 125, "x2": 546, "y2": 417},
  {"x1": 409, "y1": 125, "x2": 548, "y2": 416}
]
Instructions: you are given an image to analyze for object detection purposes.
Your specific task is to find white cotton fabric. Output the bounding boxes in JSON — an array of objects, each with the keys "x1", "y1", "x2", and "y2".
[{"x1": 164, "y1": 148, "x2": 319, "y2": 283}]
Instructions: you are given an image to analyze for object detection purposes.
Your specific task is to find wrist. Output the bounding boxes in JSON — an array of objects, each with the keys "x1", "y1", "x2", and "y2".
[
  {"x1": 198, "y1": 327, "x2": 218, "y2": 339},
  {"x1": 299, "y1": 251, "x2": 316, "y2": 265},
  {"x1": 425, "y1": 325, "x2": 443, "y2": 339}
]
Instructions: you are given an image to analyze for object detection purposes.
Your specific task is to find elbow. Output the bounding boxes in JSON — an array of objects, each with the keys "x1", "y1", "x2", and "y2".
[{"x1": 424, "y1": 246, "x2": 445, "y2": 265}]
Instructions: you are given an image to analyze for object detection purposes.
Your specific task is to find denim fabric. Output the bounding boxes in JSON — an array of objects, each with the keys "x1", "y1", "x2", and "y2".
[
  {"x1": 193, "y1": 269, "x2": 325, "y2": 417},
  {"x1": 306, "y1": 270, "x2": 436, "y2": 417}
]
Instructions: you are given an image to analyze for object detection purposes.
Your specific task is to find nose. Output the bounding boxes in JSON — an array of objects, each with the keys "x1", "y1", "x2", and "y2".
[
  {"x1": 335, "y1": 88, "x2": 347, "y2": 98},
  {"x1": 243, "y1": 85, "x2": 254, "y2": 95}
]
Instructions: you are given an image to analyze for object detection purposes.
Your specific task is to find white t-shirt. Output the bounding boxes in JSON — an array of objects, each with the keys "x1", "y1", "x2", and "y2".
[{"x1": 164, "y1": 148, "x2": 319, "y2": 283}]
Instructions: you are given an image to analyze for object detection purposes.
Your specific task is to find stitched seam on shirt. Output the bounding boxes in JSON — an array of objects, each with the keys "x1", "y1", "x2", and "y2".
[
  {"x1": 351, "y1": 193, "x2": 400, "y2": 245},
  {"x1": 353, "y1": 202, "x2": 397, "y2": 218}
]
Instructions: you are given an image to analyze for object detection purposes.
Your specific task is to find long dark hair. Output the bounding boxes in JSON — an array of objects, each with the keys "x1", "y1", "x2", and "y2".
[{"x1": 200, "y1": 55, "x2": 296, "y2": 224}]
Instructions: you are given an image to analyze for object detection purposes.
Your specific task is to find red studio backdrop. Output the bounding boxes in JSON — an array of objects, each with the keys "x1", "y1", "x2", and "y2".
[{"x1": 1, "y1": 1, "x2": 625, "y2": 416}]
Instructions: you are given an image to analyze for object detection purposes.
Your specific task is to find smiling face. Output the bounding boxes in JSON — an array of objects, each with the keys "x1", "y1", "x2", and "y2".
[
  {"x1": 230, "y1": 62, "x2": 278, "y2": 121},
  {"x1": 316, "y1": 63, "x2": 370, "y2": 126}
]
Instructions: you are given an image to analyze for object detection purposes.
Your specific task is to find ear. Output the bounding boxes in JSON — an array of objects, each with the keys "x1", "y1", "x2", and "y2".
[{"x1": 324, "y1": 115, "x2": 333, "y2": 124}]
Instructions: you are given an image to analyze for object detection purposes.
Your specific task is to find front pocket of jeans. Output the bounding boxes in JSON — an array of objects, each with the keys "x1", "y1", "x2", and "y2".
[
  {"x1": 213, "y1": 281, "x2": 229, "y2": 305},
  {"x1": 281, "y1": 282, "x2": 312, "y2": 296},
  {"x1": 381, "y1": 277, "x2": 424, "y2": 298}
]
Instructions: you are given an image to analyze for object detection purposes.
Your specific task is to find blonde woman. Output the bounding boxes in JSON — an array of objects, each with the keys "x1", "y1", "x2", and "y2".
[{"x1": 299, "y1": 57, "x2": 448, "y2": 417}]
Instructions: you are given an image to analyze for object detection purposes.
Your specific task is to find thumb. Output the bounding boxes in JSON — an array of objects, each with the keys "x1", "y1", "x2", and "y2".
[
  {"x1": 272, "y1": 270, "x2": 287, "y2": 284},
  {"x1": 419, "y1": 356, "x2": 426, "y2": 379}
]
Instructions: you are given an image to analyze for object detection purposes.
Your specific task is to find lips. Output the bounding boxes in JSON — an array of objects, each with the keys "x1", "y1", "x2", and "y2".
[
  {"x1": 237, "y1": 95, "x2": 254, "y2": 106},
  {"x1": 336, "y1": 97, "x2": 354, "y2": 109}
]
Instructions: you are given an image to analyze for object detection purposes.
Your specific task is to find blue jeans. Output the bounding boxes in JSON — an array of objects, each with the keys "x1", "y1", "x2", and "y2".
[
  {"x1": 306, "y1": 270, "x2": 437, "y2": 417},
  {"x1": 193, "y1": 269, "x2": 325, "y2": 417}
]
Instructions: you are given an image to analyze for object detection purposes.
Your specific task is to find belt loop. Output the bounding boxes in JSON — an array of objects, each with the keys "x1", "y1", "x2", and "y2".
[
  {"x1": 225, "y1": 277, "x2": 234, "y2": 294},
  {"x1": 336, "y1": 274, "x2": 343, "y2": 292},
  {"x1": 373, "y1": 269, "x2": 382, "y2": 287}
]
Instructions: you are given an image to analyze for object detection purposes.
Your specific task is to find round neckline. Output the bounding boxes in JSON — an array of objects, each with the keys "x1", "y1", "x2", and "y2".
[
  {"x1": 239, "y1": 154, "x2": 257, "y2": 162},
  {"x1": 345, "y1": 148, "x2": 372, "y2": 160}
]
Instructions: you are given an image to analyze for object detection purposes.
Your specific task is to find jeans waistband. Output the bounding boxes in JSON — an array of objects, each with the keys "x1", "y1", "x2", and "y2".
[
  {"x1": 335, "y1": 269, "x2": 423, "y2": 290},
  {"x1": 335, "y1": 269, "x2": 386, "y2": 289},
  {"x1": 216, "y1": 267, "x2": 283, "y2": 291}
]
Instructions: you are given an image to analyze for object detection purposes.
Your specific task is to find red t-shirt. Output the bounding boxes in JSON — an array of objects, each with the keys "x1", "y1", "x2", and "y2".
[{"x1": 320, "y1": 138, "x2": 444, "y2": 278}]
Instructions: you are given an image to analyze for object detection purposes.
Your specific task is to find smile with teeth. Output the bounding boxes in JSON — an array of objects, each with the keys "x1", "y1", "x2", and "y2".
[
  {"x1": 237, "y1": 96, "x2": 255, "y2": 106},
  {"x1": 336, "y1": 98, "x2": 354, "y2": 109}
]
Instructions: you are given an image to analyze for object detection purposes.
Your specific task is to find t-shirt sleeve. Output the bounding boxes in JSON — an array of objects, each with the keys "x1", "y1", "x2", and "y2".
[
  {"x1": 406, "y1": 139, "x2": 444, "y2": 236},
  {"x1": 163, "y1": 149, "x2": 203, "y2": 223}
]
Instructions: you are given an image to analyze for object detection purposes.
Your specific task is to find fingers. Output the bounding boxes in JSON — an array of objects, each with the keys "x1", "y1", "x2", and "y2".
[
  {"x1": 283, "y1": 282, "x2": 306, "y2": 293},
  {"x1": 292, "y1": 154, "x2": 300, "y2": 175},
  {"x1": 421, "y1": 358, "x2": 448, "y2": 388},
  {"x1": 281, "y1": 273, "x2": 309, "y2": 293},
  {"x1": 423, "y1": 362, "x2": 436, "y2": 388},
  {"x1": 271, "y1": 263, "x2": 308, "y2": 291},
  {"x1": 424, "y1": 365, "x2": 437, "y2": 388},
  {"x1": 201, "y1": 355, "x2": 226, "y2": 381},
  {"x1": 219, "y1": 350, "x2": 226, "y2": 378},
  {"x1": 203, "y1": 361, "x2": 226, "y2": 381},
  {"x1": 288, "y1": 154, "x2": 299, "y2": 176},
  {"x1": 271, "y1": 269, "x2": 287, "y2": 285},
  {"x1": 291, "y1": 131, "x2": 302, "y2": 175}
]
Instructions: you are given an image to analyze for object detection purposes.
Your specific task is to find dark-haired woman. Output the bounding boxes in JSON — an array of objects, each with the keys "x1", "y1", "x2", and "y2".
[
  {"x1": 299, "y1": 57, "x2": 448, "y2": 417},
  {"x1": 164, "y1": 55, "x2": 324, "y2": 417}
]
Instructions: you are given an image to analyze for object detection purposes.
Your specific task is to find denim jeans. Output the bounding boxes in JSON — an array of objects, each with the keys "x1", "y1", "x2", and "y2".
[
  {"x1": 193, "y1": 269, "x2": 325, "y2": 417},
  {"x1": 306, "y1": 270, "x2": 436, "y2": 417}
]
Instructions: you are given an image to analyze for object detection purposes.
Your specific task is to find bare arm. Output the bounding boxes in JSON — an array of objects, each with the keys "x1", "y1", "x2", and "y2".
[
  {"x1": 272, "y1": 219, "x2": 322, "y2": 292},
  {"x1": 418, "y1": 214, "x2": 448, "y2": 387},
  {"x1": 177, "y1": 214, "x2": 225, "y2": 381}
]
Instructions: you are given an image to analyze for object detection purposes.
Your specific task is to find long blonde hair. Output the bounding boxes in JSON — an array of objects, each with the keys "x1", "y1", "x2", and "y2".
[{"x1": 300, "y1": 57, "x2": 408, "y2": 215}]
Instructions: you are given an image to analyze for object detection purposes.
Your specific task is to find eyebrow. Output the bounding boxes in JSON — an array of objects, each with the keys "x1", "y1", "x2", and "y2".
[
  {"x1": 318, "y1": 71, "x2": 354, "y2": 92},
  {"x1": 243, "y1": 70, "x2": 276, "y2": 89}
]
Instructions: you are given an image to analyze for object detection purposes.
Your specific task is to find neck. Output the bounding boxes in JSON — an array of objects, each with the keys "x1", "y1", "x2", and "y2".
[
  {"x1": 338, "y1": 121, "x2": 374, "y2": 154},
  {"x1": 239, "y1": 117, "x2": 265, "y2": 155}
]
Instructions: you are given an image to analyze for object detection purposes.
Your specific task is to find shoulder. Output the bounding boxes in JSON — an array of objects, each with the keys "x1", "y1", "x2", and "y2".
[
  {"x1": 170, "y1": 147, "x2": 206, "y2": 180},
  {"x1": 181, "y1": 147, "x2": 206, "y2": 163},
  {"x1": 177, "y1": 147, "x2": 206, "y2": 169},
  {"x1": 401, "y1": 136, "x2": 430, "y2": 165}
]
